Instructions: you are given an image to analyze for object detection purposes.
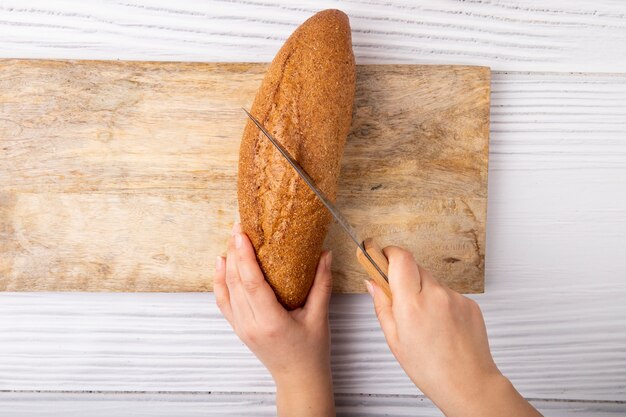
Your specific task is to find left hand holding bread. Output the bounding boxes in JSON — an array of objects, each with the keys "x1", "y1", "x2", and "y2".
[{"x1": 214, "y1": 222, "x2": 336, "y2": 417}]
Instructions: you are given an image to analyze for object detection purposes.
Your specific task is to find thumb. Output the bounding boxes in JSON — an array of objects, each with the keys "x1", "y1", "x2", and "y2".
[
  {"x1": 366, "y1": 280, "x2": 397, "y2": 343},
  {"x1": 304, "y1": 250, "x2": 333, "y2": 316}
]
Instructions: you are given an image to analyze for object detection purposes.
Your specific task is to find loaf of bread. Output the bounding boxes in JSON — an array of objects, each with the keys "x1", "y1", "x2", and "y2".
[{"x1": 237, "y1": 9, "x2": 356, "y2": 310}]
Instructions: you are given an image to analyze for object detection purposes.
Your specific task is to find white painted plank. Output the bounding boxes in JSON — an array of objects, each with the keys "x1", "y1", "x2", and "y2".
[
  {"x1": 0, "y1": 392, "x2": 276, "y2": 417},
  {"x1": 0, "y1": 0, "x2": 625, "y2": 407},
  {"x1": 0, "y1": 73, "x2": 625, "y2": 400},
  {"x1": 0, "y1": 288, "x2": 624, "y2": 401},
  {"x1": 0, "y1": 392, "x2": 623, "y2": 417},
  {"x1": 486, "y1": 72, "x2": 626, "y2": 298},
  {"x1": 0, "y1": 0, "x2": 625, "y2": 71}
]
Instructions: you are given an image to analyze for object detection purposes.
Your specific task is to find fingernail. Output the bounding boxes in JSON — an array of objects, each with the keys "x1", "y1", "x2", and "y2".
[
  {"x1": 215, "y1": 256, "x2": 224, "y2": 272},
  {"x1": 326, "y1": 251, "x2": 333, "y2": 269},
  {"x1": 231, "y1": 222, "x2": 241, "y2": 236},
  {"x1": 234, "y1": 233, "x2": 242, "y2": 249},
  {"x1": 364, "y1": 280, "x2": 374, "y2": 298}
]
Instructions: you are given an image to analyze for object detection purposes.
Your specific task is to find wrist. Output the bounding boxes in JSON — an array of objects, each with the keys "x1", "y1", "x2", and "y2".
[
  {"x1": 274, "y1": 365, "x2": 335, "y2": 417},
  {"x1": 274, "y1": 362, "x2": 333, "y2": 392},
  {"x1": 439, "y1": 371, "x2": 521, "y2": 417}
]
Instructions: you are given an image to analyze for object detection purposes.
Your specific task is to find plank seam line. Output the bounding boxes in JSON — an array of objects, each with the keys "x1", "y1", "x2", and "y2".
[
  {"x1": 0, "y1": 59, "x2": 625, "y2": 77},
  {"x1": 0, "y1": 390, "x2": 624, "y2": 404},
  {"x1": 491, "y1": 71, "x2": 626, "y2": 77}
]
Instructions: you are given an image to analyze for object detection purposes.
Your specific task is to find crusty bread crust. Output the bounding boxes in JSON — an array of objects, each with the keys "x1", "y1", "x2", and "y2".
[{"x1": 237, "y1": 9, "x2": 356, "y2": 310}]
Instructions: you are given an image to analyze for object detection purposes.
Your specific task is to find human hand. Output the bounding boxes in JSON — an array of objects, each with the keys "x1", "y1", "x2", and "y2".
[
  {"x1": 214, "y1": 223, "x2": 335, "y2": 417},
  {"x1": 366, "y1": 247, "x2": 542, "y2": 417}
]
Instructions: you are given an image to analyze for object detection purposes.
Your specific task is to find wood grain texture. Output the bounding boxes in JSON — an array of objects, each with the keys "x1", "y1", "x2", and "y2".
[
  {"x1": 0, "y1": 286, "x2": 624, "y2": 401},
  {"x1": 356, "y1": 238, "x2": 392, "y2": 299},
  {"x1": 0, "y1": 60, "x2": 490, "y2": 293},
  {"x1": 1, "y1": 1, "x2": 626, "y2": 414},
  {"x1": 1, "y1": 72, "x2": 624, "y2": 402},
  {"x1": 0, "y1": 0, "x2": 624, "y2": 71},
  {"x1": 0, "y1": 392, "x2": 624, "y2": 417}
]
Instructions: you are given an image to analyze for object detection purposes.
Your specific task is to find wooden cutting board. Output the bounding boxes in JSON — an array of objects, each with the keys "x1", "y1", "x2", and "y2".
[{"x1": 0, "y1": 60, "x2": 490, "y2": 294}]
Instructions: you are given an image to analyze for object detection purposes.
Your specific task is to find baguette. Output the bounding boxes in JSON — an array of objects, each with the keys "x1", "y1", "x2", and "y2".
[{"x1": 237, "y1": 9, "x2": 356, "y2": 309}]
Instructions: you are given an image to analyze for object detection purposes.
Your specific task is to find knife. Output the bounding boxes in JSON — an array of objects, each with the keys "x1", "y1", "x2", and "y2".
[{"x1": 243, "y1": 108, "x2": 393, "y2": 299}]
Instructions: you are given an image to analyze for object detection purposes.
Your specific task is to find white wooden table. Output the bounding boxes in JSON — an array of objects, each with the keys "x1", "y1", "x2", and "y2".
[{"x1": 1, "y1": 1, "x2": 625, "y2": 415}]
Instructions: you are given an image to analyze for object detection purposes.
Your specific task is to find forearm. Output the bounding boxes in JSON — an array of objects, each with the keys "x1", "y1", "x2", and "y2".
[
  {"x1": 275, "y1": 367, "x2": 335, "y2": 417},
  {"x1": 437, "y1": 373, "x2": 542, "y2": 417}
]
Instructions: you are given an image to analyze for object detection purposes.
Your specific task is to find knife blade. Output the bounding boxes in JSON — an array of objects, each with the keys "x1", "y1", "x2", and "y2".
[{"x1": 243, "y1": 108, "x2": 389, "y2": 284}]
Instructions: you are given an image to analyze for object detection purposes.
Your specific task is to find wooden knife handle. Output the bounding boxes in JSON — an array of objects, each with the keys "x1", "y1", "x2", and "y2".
[{"x1": 356, "y1": 238, "x2": 393, "y2": 300}]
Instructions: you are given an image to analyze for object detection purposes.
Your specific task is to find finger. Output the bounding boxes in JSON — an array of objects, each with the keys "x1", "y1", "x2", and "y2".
[
  {"x1": 213, "y1": 255, "x2": 233, "y2": 325},
  {"x1": 234, "y1": 230, "x2": 286, "y2": 321},
  {"x1": 365, "y1": 279, "x2": 397, "y2": 344},
  {"x1": 304, "y1": 250, "x2": 333, "y2": 317},
  {"x1": 382, "y1": 246, "x2": 422, "y2": 298},
  {"x1": 417, "y1": 264, "x2": 440, "y2": 293},
  {"x1": 226, "y1": 223, "x2": 254, "y2": 321}
]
